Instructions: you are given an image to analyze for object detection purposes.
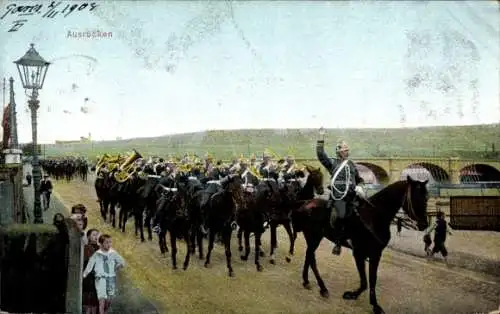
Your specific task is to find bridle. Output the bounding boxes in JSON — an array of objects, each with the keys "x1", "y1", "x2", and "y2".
[{"x1": 402, "y1": 184, "x2": 420, "y2": 225}]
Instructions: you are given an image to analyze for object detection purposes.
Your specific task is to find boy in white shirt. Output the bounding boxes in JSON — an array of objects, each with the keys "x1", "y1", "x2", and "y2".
[{"x1": 83, "y1": 234, "x2": 125, "y2": 314}]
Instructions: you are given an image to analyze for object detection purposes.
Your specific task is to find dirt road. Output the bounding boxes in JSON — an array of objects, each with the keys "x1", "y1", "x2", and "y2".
[{"x1": 52, "y1": 174, "x2": 500, "y2": 314}]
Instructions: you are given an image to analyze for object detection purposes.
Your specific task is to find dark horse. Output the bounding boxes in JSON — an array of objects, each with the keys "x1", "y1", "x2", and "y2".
[
  {"x1": 203, "y1": 174, "x2": 244, "y2": 277},
  {"x1": 236, "y1": 178, "x2": 282, "y2": 272},
  {"x1": 155, "y1": 176, "x2": 192, "y2": 270},
  {"x1": 292, "y1": 176, "x2": 429, "y2": 314},
  {"x1": 268, "y1": 165, "x2": 324, "y2": 265}
]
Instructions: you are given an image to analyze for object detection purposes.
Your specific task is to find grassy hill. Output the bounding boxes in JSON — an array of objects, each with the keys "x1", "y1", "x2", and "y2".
[{"x1": 41, "y1": 124, "x2": 500, "y2": 160}]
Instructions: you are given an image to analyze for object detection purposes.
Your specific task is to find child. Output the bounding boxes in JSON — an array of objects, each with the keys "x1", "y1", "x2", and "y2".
[
  {"x1": 83, "y1": 229, "x2": 100, "y2": 314},
  {"x1": 424, "y1": 211, "x2": 453, "y2": 263},
  {"x1": 423, "y1": 233, "x2": 432, "y2": 256},
  {"x1": 83, "y1": 234, "x2": 125, "y2": 314}
]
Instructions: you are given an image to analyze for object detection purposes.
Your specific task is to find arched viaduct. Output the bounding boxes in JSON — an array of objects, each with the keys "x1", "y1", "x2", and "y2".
[{"x1": 298, "y1": 157, "x2": 500, "y2": 185}]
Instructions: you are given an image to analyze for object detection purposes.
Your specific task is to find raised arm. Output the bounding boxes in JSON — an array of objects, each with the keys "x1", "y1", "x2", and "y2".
[{"x1": 316, "y1": 140, "x2": 333, "y2": 172}]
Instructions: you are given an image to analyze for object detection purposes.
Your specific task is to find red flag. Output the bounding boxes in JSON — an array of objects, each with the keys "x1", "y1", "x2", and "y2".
[{"x1": 2, "y1": 104, "x2": 10, "y2": 149}]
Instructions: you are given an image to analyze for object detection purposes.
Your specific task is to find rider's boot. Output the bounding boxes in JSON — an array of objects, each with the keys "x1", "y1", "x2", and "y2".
[{"x1": 332, "y1": 218, "x2": 344, "y2": 255}]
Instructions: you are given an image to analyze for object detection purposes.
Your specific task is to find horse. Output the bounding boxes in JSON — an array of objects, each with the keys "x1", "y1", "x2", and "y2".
[
  {"x1": 95, "y1": 172, "x2": 114, "y2": 222},
  {"x1": 292, "y1": 175, "x2": 429, "y2": 314},
  {"x1": 203, "y1": 174, "x2": 244, "y2": 277},
  {"x1": 268, "y1": 165, "x2": 324, "y2": 265},
  {"x1": 154, "y1": 176, "x2": 192, "y2": 270},
  {"x1": 236, "y1": 177, "x2": 282, "y2": 272}
]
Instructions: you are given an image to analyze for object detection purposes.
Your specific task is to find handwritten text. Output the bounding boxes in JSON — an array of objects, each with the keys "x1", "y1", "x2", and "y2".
[{"x1": 1, "y1": 1, "x2": 99, "y2": 33}]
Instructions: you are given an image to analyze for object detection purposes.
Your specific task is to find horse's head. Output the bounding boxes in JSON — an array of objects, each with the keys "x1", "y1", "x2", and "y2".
[
  {"x1": 404, "y1": 175, "x2": 429, "y2": 231},
  {"x1": 303, "y1": 164, "x2": 325, "y2": 195}
]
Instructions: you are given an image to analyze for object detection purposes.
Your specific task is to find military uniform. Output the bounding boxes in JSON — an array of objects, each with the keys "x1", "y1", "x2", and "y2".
[
  {"x1": 316, "y1": 139, "x2": 364, "y2": 255},
  {"x1": 279, "y1": 157, "x2": 297, "y2": 181}
]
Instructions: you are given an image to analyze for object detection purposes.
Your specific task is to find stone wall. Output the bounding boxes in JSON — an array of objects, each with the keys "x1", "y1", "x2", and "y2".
[
  {"x1": 0, "y1": 165, "x2": 25, "y2": 225},
  {"x1": 0, "y1": 218, "x2": 83, "y2": 314}
]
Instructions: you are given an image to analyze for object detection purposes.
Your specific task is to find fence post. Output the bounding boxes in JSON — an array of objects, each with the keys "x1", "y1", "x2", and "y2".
[{"x1": 64, "y1": 218, "x2": 83, "y2": 314}]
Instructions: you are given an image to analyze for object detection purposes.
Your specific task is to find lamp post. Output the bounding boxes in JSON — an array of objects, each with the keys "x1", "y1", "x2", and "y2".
[
  {"x1": 319, "y1": 126, "x2": 326, "y2": 141},
  {"x1": 14, "y1": 43, "x2": 50, "y2": 224}
]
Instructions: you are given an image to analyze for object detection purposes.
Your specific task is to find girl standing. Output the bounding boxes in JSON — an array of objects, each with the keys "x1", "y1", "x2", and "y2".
[{"x1": 83, "y1": 229, "x2": 100, "y2": 314}]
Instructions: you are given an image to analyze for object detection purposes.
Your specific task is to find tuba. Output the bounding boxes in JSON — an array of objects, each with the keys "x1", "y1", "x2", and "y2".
[
  {"x1": 114, "y1": 149, "x2": 143, "y2": 183},
  {"x1": 95, "y1": 153, "x2": 111, "y2": 174}
]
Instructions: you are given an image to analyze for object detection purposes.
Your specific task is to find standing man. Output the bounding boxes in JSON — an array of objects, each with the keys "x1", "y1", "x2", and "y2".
[
  {"x1": 316, "y1": 139, "x2": 365, "y2": 255},
  {"x1": 40, "y1": 174, "x2": 53, "y2": 211}
]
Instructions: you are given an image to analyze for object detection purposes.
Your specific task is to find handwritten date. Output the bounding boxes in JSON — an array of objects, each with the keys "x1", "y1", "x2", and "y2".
[{"x1": 1, "y1": 2, "x2": 99, "y2": 32}]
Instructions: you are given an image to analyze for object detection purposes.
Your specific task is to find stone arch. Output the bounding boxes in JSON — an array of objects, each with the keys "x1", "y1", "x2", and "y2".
[
  {"x1": 401, "y1": 162, "x2": 450, "y2": 184},
  {"x1": 355, "y1": 162, "x2": 390, "y2": 185},
  {"x1": 459, "y1": 164, "x2": 500, "y2": 182}
]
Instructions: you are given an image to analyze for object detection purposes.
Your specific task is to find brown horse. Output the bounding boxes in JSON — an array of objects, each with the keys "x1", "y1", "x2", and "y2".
[
  {"x1": 268, "y1": 165, "x2": 324, "y2": 265},
  {"x1": 292, "y1": 175, "x2": 429, "y2": 314}
]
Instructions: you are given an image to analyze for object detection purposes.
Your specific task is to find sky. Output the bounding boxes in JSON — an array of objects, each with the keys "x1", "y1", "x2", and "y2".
[{"x1": 0, "y1": 0, "x2": 498, "y2": 143}]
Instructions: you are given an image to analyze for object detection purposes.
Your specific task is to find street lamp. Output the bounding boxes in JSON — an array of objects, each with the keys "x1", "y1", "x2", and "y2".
[
  {"x1": 319, "y1": 126, "x2": 326, "y2": 141},
  {"x1": 14, "y1": 43, "x2": 50, "y2": 224}
]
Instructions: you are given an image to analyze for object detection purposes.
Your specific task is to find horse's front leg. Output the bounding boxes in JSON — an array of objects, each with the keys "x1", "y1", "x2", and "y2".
[
  {"x1": 237, "y1": 227, "x2": 243, "y2": 252},
  {"x1": 240, "y1": 230, "x2": 251, "y2": 261},
  {"x1": 110, "y1": 202, "x2": 117, "y2": 228},
  {"x1": 120, "y1": 206, "x2": 127, "y2": 233},
  {"x1": 254, "y1": 231, "x2": 263, "y2": 272},
  {"x1": 269, "y1": 223, "x2": 278, "y2": 264},
  {"x1": 308, "y1": 239, "x2": 328, "y2": 298},
  {"x1": 138, "y1": 208, "x2": 146, "y2": 242},
  {"x1": 342, "y1": 251, "x2": 368, "y2": 301},
  {"x1": 170, "y1": 229, "x2": 178, "y2": 270},
  {"x1": 283, "y1": 220, "x2": 295, "y2": 263},
  {"x1": 223, "y1": 228, "x2": 234, "y2": 277},
  {"x1": 189, "y1": 225, "x2": 196, "y2": 255},
  {"x1": 196, "y1": 224, "x2": 204, "y2": 260},
  {"x1": 145, "y1": 209, "x2": 153, "y2": 241},
  {"x1": 204, "y1": 228, "x2": 216, "y2": 268},
  {"x1": 182, "y1": 225, "x2": 191, "y2": 270},
  {"x1": 369, "y1": 254, "x2": 384, "y2": 314},
  {"x1": 158, "y1": 229, "x2": 168, "y2": 255}
]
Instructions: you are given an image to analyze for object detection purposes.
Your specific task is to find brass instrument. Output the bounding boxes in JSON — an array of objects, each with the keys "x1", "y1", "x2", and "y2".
[
  {"x1": 95, "y1": 153, "x2": 111, "y2": 174},
  {"x1": 248, "y1": 164, "x2": 263, "y2": 180},
  {"x1": 114, "y1": 149, "x2": 143, "y2": 183}
]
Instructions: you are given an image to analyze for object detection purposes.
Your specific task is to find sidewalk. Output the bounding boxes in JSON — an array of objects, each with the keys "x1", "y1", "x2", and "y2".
[
  {"x1": 22, "y1": 166, "x2": 161, "y2": 314},
  {"x1": 388, "y1": 225, "x2": 500, "y2": 278}
]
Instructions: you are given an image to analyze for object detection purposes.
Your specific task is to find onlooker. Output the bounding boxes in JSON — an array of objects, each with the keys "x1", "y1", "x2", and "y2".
[
  {"x1": 83, "y1": 229, "x2": 100, "y2": 314},
  {"x1": 423, "y1": 233, "x2": 432, "y2": 256},
  {"x1": 83, "y1": 234, "x2": 125, "y2": 314},
  {"x1": 424, "y1": 211, "x2": 453, "y2": 263},
  {"x1": 72, "y1": 203, "x2": 89, "y2": 230},
  {"x1": 40, "y1": 175, "x2": 53, "y2": 210}
]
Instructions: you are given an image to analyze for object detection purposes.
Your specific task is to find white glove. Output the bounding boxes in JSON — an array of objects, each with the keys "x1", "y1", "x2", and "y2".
[{"x1": 354, "y1": 185, "x2": 366, "y2": 198}]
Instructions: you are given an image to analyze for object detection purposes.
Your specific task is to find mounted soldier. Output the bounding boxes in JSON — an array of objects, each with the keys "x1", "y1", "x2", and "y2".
[
  {"x1": 280, "y1": 155, "x2": 296, "y2": 181},
  {"x1": 258, "y1": 152, "x2": 274, "y2": 178},
  {"x1": 316, "y1": 138, "x2": 365, "y2": 255}
]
